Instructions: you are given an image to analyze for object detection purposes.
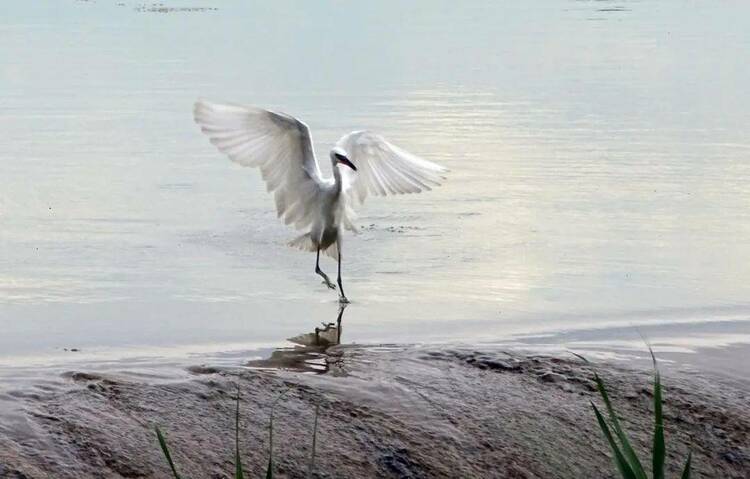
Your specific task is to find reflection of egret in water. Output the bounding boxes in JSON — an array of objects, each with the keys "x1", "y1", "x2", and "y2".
[
  {"x1": 287, "y1": 306, "x2": 343, "y2": 348},
  {"x1": 247, "y1": 304, "x2": 347, "y2": 374}
]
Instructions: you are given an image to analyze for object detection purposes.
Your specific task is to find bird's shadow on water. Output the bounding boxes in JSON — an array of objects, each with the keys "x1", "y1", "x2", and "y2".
[{"x1": 246, "y1": 304, "x2": 348, "y2": 374}]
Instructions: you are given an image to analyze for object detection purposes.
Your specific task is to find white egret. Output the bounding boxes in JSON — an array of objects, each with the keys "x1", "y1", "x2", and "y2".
[{"x1": 193, "y1": 100, "x2": 448, "y2": 302}]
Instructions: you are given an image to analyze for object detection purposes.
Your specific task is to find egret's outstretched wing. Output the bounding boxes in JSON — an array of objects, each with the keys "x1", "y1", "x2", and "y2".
[
  {"x1": 194, "y1": 100, "x2": 325, "y2": 230},
  {"x1": 336, "y1": 130, "x2": 448, "y2": 205}
]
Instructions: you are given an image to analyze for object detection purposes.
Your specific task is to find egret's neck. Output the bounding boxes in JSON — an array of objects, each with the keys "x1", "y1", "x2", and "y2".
[{"x1": 331, "y1": 159, "x2": 343, "y2": 192}]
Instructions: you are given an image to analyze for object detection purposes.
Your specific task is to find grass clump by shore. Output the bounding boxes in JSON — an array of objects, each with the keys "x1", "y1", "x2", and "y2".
[
  {"x1": 154, "y1": 386, "x2": 319, "y2": 479},
  {"x1": 578, "y1": 349, "x2": 692, "y2": 479},
  {"x1": 155, "y1": 350, "x2": 694, "y2": 478}
]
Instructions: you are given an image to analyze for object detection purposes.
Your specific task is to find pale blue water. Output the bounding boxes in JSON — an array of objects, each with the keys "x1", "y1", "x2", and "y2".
[{"x1": 1, "y1": 1, "x2": 749, "y2": 376}]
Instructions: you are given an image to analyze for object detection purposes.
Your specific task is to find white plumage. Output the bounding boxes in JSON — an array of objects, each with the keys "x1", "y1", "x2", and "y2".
[{"x1": 193, "y1": 99, "x2": 447, "y2": 302}]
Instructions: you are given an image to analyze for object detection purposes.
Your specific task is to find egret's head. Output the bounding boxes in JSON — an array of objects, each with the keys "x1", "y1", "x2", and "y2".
[{"x1": 330, "y1": 147, "x2": 357, "y2": 171}]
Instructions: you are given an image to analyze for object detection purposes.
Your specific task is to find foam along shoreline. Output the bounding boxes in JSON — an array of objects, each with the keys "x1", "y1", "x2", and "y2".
[{"x1": 0, "y1": 343, "x2": 748, "y2": 478}]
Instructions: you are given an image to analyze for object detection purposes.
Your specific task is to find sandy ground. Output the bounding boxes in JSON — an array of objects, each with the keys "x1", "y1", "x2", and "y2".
[{"x1": 0, "y1": 344, "x2": 748, "y2": 478}]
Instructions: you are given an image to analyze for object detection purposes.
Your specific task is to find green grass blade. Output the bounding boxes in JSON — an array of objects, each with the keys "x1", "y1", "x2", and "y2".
[
  {"x1": 643, "y1": 342, "x2": 666, "y2": 479},
  {"x1": 308, "y1": 404, "x2": 320, "y2": 478},
  {"x1": 235, "y1": 385, "x2": 245, "y2": 479},
  {"x1": 266, "y1": 406, "x2": 274, "y2": 479},
  {"x1": 593, "y1": 372, "x2": 648, "y2": 479},
  {"x1": 652, "y1": 368, "x2": 665, "y2": 479},
  {"x1": 593, "y1": 402, "x2": 637, "y2": 479},
  {"x1": 680, "y1": 451, "x2": 692, "y2": 479},
  {"x1": 266, "y1": 389, "x2": 288, "y2": 479},
  {"x1": 569, "y1": 351, "x2": 590, "y2": 364},
  {"x1": 155, "y1": 426, "x2": 182, "y2": 479}
]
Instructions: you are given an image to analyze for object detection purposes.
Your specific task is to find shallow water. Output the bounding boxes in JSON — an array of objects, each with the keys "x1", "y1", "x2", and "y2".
[{"x1": 1, "y1": 1, "x2": 750, "y2": 375}]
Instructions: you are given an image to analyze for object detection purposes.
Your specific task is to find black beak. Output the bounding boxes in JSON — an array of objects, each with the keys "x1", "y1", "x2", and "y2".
[{"x1": 339, "y1": 157, "x2": 357, "y2": 171}]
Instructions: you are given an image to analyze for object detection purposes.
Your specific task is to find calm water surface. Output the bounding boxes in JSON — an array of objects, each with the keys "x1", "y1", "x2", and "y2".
[{"x1": 1, "y1": 1, "x2": 749, "y2": 375}]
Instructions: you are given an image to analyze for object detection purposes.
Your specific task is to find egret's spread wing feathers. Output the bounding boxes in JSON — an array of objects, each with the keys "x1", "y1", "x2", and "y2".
[
  {"x1": 336, "y1": 131, "x2": 448, "y2": 205},
  {"x1": 193, "y1": 100, "x2": 325, "y2": 230}
]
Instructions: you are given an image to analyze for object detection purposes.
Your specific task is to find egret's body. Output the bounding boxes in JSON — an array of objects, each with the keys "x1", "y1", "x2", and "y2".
[{"x1": 193, "y1": 100, "x2": 447, "y2": 302}]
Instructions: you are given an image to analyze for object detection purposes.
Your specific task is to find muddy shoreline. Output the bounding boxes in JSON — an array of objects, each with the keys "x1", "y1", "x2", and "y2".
[{"x1": 0, "y1": 345, "x2": 748, "y2": 478}]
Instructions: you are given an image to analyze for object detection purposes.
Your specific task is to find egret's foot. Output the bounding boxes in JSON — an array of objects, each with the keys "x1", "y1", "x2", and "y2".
[
  {"x1": 338, "y1": 295, "x2": 350, "y2": 304},
  {"x1": 316, "y1": 268, "x2": 336, "y2": 289}
]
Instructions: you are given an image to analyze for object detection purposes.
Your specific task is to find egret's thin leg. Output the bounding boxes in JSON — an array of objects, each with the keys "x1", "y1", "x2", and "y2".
[
  {"x1": 337, "y1": 248, "x2": 349, "y2": 303},
  {"x1": 315, "y1": 248, "x2": 335, "y2": 289},
  {"x1": 336, "y1": 303, "x2": 347, "y2": 344}
]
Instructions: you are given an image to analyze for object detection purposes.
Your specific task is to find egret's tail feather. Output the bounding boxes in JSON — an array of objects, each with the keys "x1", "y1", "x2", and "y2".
[
  {"x1": 325, "y1": 240, "x2": 339, "y2": 259},
  {"x1": 288, "y1": 233, "x2": 315, "y2": 252},
  {"x1": 288, "y1": 234, "x2": 338, "y2": 259}
]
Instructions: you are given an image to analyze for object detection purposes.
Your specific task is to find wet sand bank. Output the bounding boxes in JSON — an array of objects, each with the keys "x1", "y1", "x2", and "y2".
[{"x1": 0, "y1": 345, "x2": 748, "y2": 478}]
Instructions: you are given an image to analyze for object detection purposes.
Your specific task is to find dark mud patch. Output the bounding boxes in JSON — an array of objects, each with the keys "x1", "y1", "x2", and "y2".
[
  {"x1": 0, "y1": 346, "x2": 748, "y2": 478},
  {"x1": 185, "y1": 365, "x2": 223, "y2": 375},
  {"x1": 246, "y1": 347, "x2": 331, "y2": 374}
]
